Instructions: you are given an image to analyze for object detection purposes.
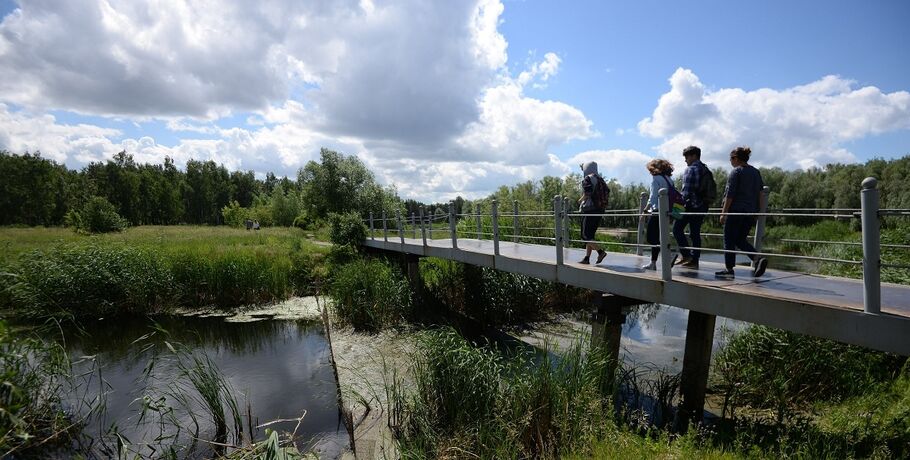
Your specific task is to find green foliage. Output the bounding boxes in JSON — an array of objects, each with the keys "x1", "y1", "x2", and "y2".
[
  {"x1": 221, "y1": 200, "x2": 250, "y2": 227},
  {"x1": 714, "y1": 325, "x2": 906, "y2": 424},
  {"x1": 72, "y1": 196, "x2": 129, "y2": 233},
  {"x1": 0, "y1": 321, "x2": 76, "y2": 456},
  {"x1": 328, "y1": 212, "x2": 367, "y2": 247},
  {"x1": 329, "y1": 258, "x2": 411, "y2": 332},
  {"x1": 298, "y1": 148, "x2": 399, "y2": 218},
  {"x1": 0, "y1": 226, "x2": 329, "y2": 316},
  {"x1": 390, "y1": 328, "x2": 616, "y2": 458}
]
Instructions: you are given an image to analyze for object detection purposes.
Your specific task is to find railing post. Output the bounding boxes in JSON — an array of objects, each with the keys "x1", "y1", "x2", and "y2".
[
  {"x1": 420, "y1": 206, "x2": 427, "y2": 246},
  {"x1": 658, "y1": 188, "x2": 672, "y2": 281},
  {"x1": 861, "y1": 177, "x2": 881, "y2": 314},
  {"x1": 554, "y1": 195, "x2": 564, "y2": 266},
  {"x1": 753, "y1": 186, "x2": 771, "y2": 254},
  {"x1": 411, "y1": 212, "x2": 417, "y2": 239},
  {"x1": 369, "y1": 211, "x2": 375, "y2": 240},
  {"x1": 637, "y1": 191, "x2": 648, "y2": 256},
  {"x1": 563, "y1": 197, "x2": 571, "y2": 247},
  {"x1": 428, "y1": 209, "x2": 434, "y2": 240},
  {"x1": 513, "y1": 200, "x2": 519, "y2": 243},
  {"x1": 397, "y1": 209, "x2": 404, "y2": 245},
  {"x1": 492, "y1": 200, "x2": 500, "y2": 256},
  {"x1": 382, "y1": 210, "x2": 388, "y2": 242},
  {"x1": 449, "y1": 201, "x2": 458, "y2": 249},
  {"x1": 475, "y1": 202, "x2": 482, "y2": 240}
]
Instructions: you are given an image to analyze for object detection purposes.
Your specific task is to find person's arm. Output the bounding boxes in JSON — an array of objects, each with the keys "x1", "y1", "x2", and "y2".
[
  {"x1": 720, "y1": 196, "x2": 733, "y2": 224},
  {"x1": 720, "y1": 169, "x2": 738, "y2": 224}
]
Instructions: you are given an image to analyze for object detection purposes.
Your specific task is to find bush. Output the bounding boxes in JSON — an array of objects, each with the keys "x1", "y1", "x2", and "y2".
[
  {"x1": 328, "y1": 212, "x2": 367, "y2": 247},
  {"x1": 221, "y1": 200, "x2": 250, "y2": 228},
  {"x1": 69, "y1": 196, "x2": 128, "y2": 233},
  {"x1": 714, "y1": 325, "x2": 906, "y2": 423},
  {"x1": 329, "y1": 258, "x2": 411, "y2": 331}
]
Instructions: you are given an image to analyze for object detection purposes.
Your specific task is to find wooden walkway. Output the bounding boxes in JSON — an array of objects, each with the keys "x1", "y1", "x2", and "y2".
[{"x1": 364, "y1": 237, "x2": 910, "y2": 355}]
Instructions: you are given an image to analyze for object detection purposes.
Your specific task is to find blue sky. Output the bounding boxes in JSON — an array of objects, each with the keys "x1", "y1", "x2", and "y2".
[{"x1": 0, "y1": 0, "x2": 908, "y2": 200}]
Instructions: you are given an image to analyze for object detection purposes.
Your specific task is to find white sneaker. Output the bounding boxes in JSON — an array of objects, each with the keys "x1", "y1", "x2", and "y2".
[{"x1": 641, "y1": 262, "x2": 657, "y2": 270}]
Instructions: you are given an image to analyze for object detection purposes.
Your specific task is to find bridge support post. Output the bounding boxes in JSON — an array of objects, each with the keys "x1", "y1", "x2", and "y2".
[
  {"x1": 397, "y1": 209, "x2": 404, "y2": 245},
  {"x1": 449, "y1": 201, "x2": 458, "y2": 249},
  {"x1": 637, "y1": 192, "x2": 647, "y2": 256},
  {"x1": 492, "y1": 200, "x2": 500, "y2": 255},
  {"x1": 513, "y1": 200, "x2": 519, "y2": 243},
  {"x1": 752, "y1": 186, "x2": 771, "y2": 267},
  {"x1": 676, "y1": 310, "x2": 716, "y2": 431},
  {"x1": 406, "y1": 254, "x2": 423, "y2": 309},
  {"x1": 590, "y1": 293, "x2": 630, "y2": 390},
  {"x1": 554, "y1": 195, "x2": 564, "y2": 265},
  {"x1": 420, "y1": 206, "x2": 427, "y2": 246},
  {"x1": 861, "y1": 177, "x2": 881, "y2": 314},
  {"x1": 658, "y1": 189, "x2": 672, "y2": 281},
  {"x1": 475, "y1": 203, "x2": 482, "y2": 240}
]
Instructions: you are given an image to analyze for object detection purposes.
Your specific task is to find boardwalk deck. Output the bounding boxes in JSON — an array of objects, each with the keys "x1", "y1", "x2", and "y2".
[{"x1": 364, "y1": 237, "x2": 910, "y2": 355}]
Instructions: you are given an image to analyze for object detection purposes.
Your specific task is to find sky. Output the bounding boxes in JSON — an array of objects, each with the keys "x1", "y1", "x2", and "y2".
[{"x1": 1, "y1": 0, "x2": 908, "y2": 202}]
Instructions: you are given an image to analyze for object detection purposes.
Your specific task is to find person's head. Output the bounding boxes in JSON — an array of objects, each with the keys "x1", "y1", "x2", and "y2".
[
  {"x1": 682, "y1": 145, "x2": 701, "y2": 166},
  {"x1": 580, "y1": 161, "x2": 598, "y2": 176},
  {"x1": 646, "y1": 159, "x2": 674, "y2": 176},
  {"x1": 730, "y1": 146, "x2": 751, "y2": 166}
]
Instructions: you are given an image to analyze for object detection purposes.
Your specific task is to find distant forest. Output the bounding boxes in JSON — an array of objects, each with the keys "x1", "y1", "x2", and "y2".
[{"x1": 2, "y1": 148, "x2": 909, "y2": 228}]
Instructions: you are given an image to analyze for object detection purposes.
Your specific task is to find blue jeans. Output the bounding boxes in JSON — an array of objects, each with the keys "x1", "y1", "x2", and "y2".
[
  {"x1": 723, "y1": 215, "x2": 757, "y2": 270},
  {"x1": 673, "y1": 206, "x2": 706, "y2": 261}
]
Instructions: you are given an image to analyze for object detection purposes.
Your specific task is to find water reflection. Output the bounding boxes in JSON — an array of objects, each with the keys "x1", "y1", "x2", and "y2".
[{"x1": 62, "y1": 316, "x2": 349, "y2": 459}]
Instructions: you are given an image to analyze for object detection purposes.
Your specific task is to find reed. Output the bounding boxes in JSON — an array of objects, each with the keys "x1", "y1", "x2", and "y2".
[{"x1": 329, "y1": 258, "x2": 412, "y2": 332}]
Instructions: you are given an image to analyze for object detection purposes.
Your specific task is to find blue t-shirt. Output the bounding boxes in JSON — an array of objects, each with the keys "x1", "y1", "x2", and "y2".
[{"x1": 725, "y1": 165, "x2": 764, "y2": 213}]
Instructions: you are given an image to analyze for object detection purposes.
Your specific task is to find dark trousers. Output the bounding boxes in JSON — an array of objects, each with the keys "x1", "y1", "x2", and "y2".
[
  {"x1": 646, "y1": 215, "x2": 661, "y2": 262},
  {"x1": 673, "y1": 206, "x2": 706, "y2": 261},
  {"x1": 723, "y1": 215, "x2": 757, "y2": 269}
]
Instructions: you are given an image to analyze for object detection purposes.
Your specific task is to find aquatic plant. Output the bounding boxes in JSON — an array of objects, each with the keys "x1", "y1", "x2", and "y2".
[
  {"x1": 389, "y1": 328, "x2": 616, "y2": 458},
  {"x1": 329, "y1": 258, "x2": 412, "y2": 332}
]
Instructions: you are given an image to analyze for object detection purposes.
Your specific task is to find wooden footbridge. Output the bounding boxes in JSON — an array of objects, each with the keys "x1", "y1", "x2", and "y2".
[{"x1": 362, "y1": 177, "x2": 910, "y2": 423}]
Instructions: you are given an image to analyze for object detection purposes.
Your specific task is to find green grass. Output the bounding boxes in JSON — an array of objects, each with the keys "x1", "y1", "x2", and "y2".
[
  {"x1": 329, "y1": 257, "x2": 412, "y2": 332},
  {"x1": 0, "y1": 226, "x2": 330, "y2": 317}
]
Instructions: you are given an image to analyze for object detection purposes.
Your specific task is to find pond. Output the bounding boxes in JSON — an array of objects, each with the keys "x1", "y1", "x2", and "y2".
[{"x1": 59, "y1": 313, "x2": 349, "y2": 458}]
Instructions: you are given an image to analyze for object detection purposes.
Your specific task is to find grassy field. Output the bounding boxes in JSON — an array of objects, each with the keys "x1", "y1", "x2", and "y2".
[{"x1": 0, "y1": 226, "x2": 331, "y2": 317}]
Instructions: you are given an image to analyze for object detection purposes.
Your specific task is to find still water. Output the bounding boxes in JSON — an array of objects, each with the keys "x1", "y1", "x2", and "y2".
[{"x1": 62, "y1": 315, "x2": 349, "y2": 458}]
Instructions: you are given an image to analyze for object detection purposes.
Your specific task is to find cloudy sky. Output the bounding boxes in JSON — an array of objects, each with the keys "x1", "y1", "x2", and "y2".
[{"x1": 1, "y1": 0, "x2": 908, "y2": 201}]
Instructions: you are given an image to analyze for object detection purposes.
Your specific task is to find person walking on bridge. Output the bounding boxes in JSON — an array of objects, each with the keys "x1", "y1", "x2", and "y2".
[
  {"x1": 577, "y1": 161, "x2": 608, "y2": 265},
  {"x1": 673, "y1": 146, "x2": 713, "y2": 269},
  {"x1": 642, "y1": 159, "x2": 679, "y2": 270},
  {"x1": 716, "y1": 146, "x2": 768, "y2": 279}
]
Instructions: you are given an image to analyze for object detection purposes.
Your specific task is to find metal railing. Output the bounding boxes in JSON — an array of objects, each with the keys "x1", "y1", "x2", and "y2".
[{"x1": 364, "y1": 177, "x2": 902, "y2": 315}]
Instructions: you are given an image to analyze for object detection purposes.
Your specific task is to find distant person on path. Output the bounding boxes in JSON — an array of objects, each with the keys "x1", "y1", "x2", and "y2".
[
  {"x1": 642, "y1": 159, "x2": 679, "y2": 270},
  {"x1": 716, "y1": 146, "x2": 768, "y2": 279},
  {"x1": 245, "y1": 218, "x2": 253, "y2": 231},
  {"x1": 253, "y1": 220, "x2": 260, "y2": 231},
  {"x1": 577, "y1": 161, "x2": 608, "y2": 265},
  {"x1": 672, "y1": 146, "x2": 714, "y2": 269}
]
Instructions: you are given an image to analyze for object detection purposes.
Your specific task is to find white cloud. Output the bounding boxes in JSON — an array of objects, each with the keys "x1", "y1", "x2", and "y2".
[
  {"x1": 566, "y1": 149, "x2": 655, "y2": 186},
  {"x1": 638, "y1": 68, "x2": 910, "y2": 169}
]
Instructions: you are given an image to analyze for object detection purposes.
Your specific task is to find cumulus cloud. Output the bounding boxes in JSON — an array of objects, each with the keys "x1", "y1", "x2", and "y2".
[
  {"x1": 0, "y1": 0, "x2": 598, "y2": 201},
  {"x1": 566, "y1": 149, "x2": 655, "y2": 186},
  {"x1": 638, "y1": 68, "x2": 910, "y2": 169}
]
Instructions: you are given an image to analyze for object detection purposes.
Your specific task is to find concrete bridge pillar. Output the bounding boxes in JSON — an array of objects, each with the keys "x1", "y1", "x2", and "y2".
[
  {"x1": 676, "y1": 310, "x2": 716, "y2": 430},
  {"x1": 590, "y1": 293, "x2": 637, "y2": 390}
]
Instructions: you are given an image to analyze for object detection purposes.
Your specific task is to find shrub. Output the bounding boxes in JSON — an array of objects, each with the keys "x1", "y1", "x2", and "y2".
[
  {"x1": 329, "y1": 258, "x2": 411, "y2": 332},
  {"x1": 328, "y1": 212, "x2": 367, "y2": 247},
  {"x1": 221, "y1": 200, "x2": 250, "y2": 228},
  {"x1": 714, "y1": 325, "x2": 906, "y2": 423},
  {"x1": 70, "y1": 196, "x2": 128, "y2": 233}
]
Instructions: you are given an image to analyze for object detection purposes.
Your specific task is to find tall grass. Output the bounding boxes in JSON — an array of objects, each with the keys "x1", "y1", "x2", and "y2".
[
  {"x1": 329, "y1": 258, "x2": 412, "y2": 332},
  {"x1": 0, "y1": 226, "x2": 329, "y2": 316},
  {"x1": 389, "y1": 328, "x2": 615, "y2": 459},
  {"x1": 0, "y1": 321, "x2": 79, "y2": 457}
]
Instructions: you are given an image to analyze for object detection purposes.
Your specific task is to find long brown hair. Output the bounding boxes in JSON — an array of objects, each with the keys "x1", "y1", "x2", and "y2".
[{"x1": 646, "y1": 159, "x2": 674, "y2": 176}]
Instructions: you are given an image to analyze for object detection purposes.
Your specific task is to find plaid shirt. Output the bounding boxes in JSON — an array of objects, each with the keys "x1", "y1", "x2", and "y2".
[{"x1": 681, "y1": 160, "x2": 704, "y2": 209}]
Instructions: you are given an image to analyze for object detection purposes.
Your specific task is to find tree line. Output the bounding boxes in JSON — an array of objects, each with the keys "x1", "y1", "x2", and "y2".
[
  {"x1": 1, "y1": 148, "x2": 908, "y2": 228},
  {"x1": 0, "y1": 148, "x2": 399, "y2": 227}
]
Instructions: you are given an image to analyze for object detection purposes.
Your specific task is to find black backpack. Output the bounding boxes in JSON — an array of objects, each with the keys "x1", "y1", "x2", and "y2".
[
  {"x1": 593, "y1": 175, "x2": 610, "y2": 210},
  {"x1": 698, "y1": 164, "x2": 717, "y2": 205}
]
